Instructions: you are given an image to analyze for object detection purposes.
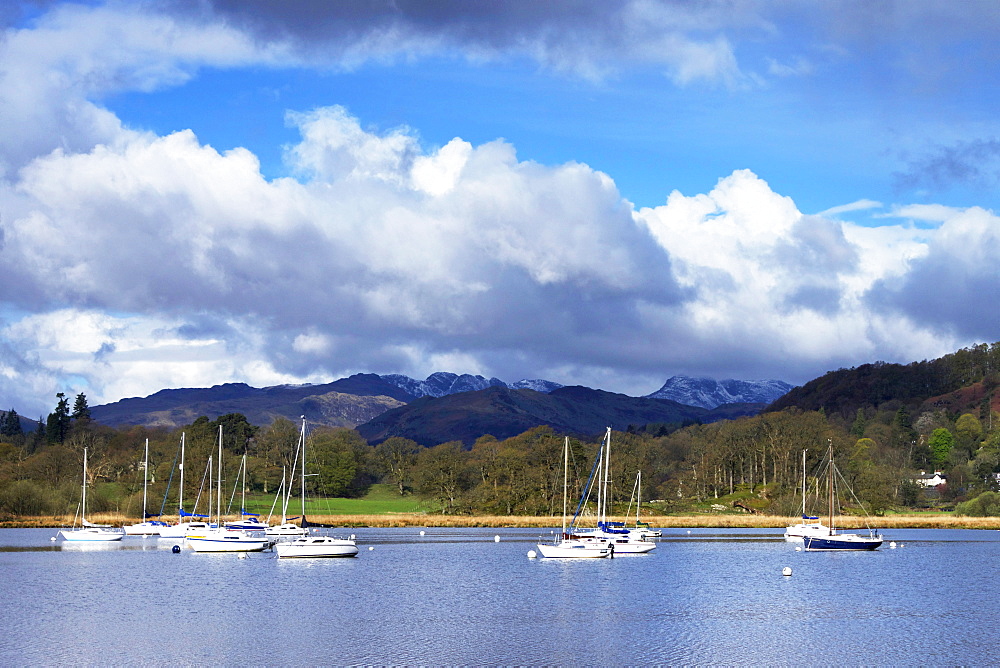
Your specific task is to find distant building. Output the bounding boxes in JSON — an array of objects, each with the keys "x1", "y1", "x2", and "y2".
[{"x1": 915, "y1": 471, "x2": 946, "y2": 488}]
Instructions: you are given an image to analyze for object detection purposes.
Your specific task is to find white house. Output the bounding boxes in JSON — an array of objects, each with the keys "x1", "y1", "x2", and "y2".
[{"x1": 915, "y1": 471, "x2": 946, "y2": 488}]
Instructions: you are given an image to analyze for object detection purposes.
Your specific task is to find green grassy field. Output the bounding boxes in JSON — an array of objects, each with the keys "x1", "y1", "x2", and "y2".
[{"x1": 238, "y1": 484, "x2": 433, "y2": 517}]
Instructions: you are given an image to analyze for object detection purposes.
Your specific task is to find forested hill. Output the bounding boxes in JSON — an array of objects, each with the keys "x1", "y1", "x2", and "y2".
[
  {"x1": 355, "y1": 385, "x2": 762, "y2": 446},
  {"x1": 767, "y1": 343, "x2": 1000, "y2": 417}
]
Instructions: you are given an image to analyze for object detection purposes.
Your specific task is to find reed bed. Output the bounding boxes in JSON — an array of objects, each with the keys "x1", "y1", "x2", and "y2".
[{"x1": 7, "y1": 512, "x2": 1000, "y2": 530}]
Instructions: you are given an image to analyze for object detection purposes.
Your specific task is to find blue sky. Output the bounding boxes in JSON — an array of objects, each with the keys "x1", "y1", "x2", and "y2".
[{"x1": 2, "y1": 0, "x2": 1000, "y2": 417}]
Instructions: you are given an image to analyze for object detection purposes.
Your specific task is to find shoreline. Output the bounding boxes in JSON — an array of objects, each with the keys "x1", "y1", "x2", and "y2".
[{"x1": 4, "y1": 513, "x2": 998, "y2": 530}]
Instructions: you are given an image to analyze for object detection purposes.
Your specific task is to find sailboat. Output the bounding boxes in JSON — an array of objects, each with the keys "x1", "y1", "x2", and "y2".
[
  {"x1": 158, "y1": 433, "x2": 212, "y2": 539},
  {"x1": 59, "y1": 448, "x2": 125, "y2": 542},
  {"x1": 802, "y1": 441, "x2": 883, "y2": 551},
  {"x1": 536, "y1": 437, "x2": 611, "y2": 558},
  {"x1": 186, "y1": 426, "x2": 271, "y2": 552},
  {"x1": 124, "y1": 439, "x2": 168, "y2": 535},
  {"x1": 627, "y1": 471, "x2": 661, "y2": 538},
  {"x1": 275, "y1": 417, "x2": 358, "y2": 558},
  {"x1": 224, "y1": 453, "x2": 269, "y2": 531},
  {"x1": 265, "y1": 465, "x2": 307, "y2": 537},
  {"x1": 565, "y1": 428, "x2": 656, "y2": 554},
  {"x1": 784, "y1": 449, "x2": 828, "y2": 542}
]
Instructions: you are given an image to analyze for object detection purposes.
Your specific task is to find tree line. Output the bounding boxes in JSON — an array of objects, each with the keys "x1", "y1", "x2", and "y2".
[{"x1": 3, "y1": 389, "x2": 1000, "y2": 519}]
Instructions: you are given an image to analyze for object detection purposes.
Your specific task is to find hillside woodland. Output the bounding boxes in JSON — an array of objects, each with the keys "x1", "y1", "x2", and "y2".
[{"x1": 4, "y1": 343, "x2": 1000, "y2": 519}]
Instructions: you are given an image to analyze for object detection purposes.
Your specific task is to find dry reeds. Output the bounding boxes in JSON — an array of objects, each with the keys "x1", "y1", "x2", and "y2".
[{"x1": 7, "y1": 512, "x2": 1000, "y2": 530}]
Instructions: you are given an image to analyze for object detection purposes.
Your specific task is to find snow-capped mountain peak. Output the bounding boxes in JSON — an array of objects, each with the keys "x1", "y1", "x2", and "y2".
[{"x1": 645, "y1": 375, "x2": 794, "y2": 409}]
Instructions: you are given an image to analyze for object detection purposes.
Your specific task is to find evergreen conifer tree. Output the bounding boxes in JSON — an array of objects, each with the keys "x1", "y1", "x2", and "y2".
[
  {"x1": 1, "y1": 408, "x2": 23, "y2": 436},
  {"x1": 72, "y1": 393, "x2": 91, "y2": 422}
]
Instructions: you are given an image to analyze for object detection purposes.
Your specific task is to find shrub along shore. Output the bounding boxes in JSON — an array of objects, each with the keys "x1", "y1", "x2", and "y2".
[{"x1": 4, "y1": 512, "x2": 998, "y2": 530}]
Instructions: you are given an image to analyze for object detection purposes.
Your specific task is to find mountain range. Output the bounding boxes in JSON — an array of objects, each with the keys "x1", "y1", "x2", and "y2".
[{"x1": 86, "y1": 371, "x2": 792, "y2": 446}]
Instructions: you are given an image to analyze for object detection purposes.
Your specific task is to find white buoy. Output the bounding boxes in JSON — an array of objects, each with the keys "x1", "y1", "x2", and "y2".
[
  {"x1": 50, "y1": 536, "x2": 56, "y2": 542},
  {"x1": 794, "y1": 546, "x2": 802, "y2": 551},
  {"x1": 368, "y1": 546, "x2": 374, "y2": 551},
  {"x1": 350, "y1": 534, "x2": 356, "y2": 540},
  {"x1": 527, "y1": 550, "x2": 537, "y2": 559},
  {"x1": 890, "y1": 541, "x2": 897, "y2": 548},
  {"x1": 419, "y1": 530, "x2": 425, "y2": 536},
  {"x1": 494, "y1": 535, "x2": 500, "y2": 543},
  {"x1": 782, "y1": 567, "x2": 792, "y2": 576},
  {"x1": 238, "y1": 552, "x2": 247, "y2": 559},
  {"x1": 687, "y1": 530, "x2": 691, "y2": 535}
]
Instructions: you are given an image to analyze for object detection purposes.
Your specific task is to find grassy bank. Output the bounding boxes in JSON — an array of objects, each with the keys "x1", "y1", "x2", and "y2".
[{"x1": 6, "y1": 512, "x2": 1000, "y2": 530}]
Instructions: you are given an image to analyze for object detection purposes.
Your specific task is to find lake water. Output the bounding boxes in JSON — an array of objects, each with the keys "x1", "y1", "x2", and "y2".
[{"x1": 0, "y1": 526, "x2": 996, "y2": 665}]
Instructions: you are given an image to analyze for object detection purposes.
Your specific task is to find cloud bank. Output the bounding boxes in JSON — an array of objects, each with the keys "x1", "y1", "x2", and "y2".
[{"x1": 1, "y1": 1, "x2": 998, "y2": 416}]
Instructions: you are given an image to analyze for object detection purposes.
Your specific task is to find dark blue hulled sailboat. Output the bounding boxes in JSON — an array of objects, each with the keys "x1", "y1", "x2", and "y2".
[{"x1": 802, "y1": 441, "x2": 883, "y2": 552}]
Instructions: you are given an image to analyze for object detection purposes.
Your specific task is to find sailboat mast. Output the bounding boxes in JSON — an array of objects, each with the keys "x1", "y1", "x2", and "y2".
[
  {"x1": 801, "y1": 449, "x2": 806, "y2": 517},
  {"x1": 82, "y1": 447, "x2": 88, "y2": 524},
  {"x1": 217, "y1": 425, "x2": 223, "y2": 526},
  {"x1": 300, "y1": 417, "x2": 307, "y2": 527},
  {"x1": 602, "y1": 427, "x2": 611, "y2": 524},
  {"x1": 179, "y1": 432, "x2": 185, "y2": 517},
  {"x1": 827, "y1": 440, "x2": 834, "y2": 535},
  {"x1": 142, "y1": 438, "x2": 149, "y2": 519},
  {"x1": 636, "y1": 470, "x2": 642, "y2": 525},
  {"x1": 562, "y1": 436, "x2": 568, "y2": 536}
]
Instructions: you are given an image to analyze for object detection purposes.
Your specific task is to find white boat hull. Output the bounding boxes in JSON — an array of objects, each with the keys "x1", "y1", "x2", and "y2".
[
  {"x1": 265, "y1": 523, "x2": 308, "y2": 537},
  {"x1": 536, "y1": 538, "x2": 610, "y2": 558},
  {"x1": 59, "y1": 527, "x2": 125, "y2": 542},
  {"x1": 567, "y1": 529, "x2": 656, "y2": 553},
  {"x1": 123, "y1": 521, "x2": 165, "y2": 536},
  {"x1": 224, "y1": 518, "x2": 269, "y2": 531},
  {"x1": 275, "y1": 536, "x2": 358, "y2": 558},
  {"x1": 784, "y1": 521, "x2": 830, "y2": 542},
  {"x1": 185, "y1": 530, "x2": 271, "y2": 552},
  {"x1": 158, "y1": 521, "x2": 212, "y2": 538}
]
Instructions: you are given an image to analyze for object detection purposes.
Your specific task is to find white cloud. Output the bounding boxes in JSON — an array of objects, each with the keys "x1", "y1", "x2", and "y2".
[
  {"x1": 4, "y1": 0, "x2": 1000, "y2": 415},
  {"x1": 819, "y1": 199, "x2": 882, "y2": 217},
  {"x1": 634, "y1": 169, "x2": 968, "y2": 379}
]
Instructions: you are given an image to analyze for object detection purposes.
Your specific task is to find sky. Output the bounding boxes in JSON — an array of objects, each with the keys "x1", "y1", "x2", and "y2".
[{"x1": 2, "y1": 0, "x2": 1000, "y2": 418}]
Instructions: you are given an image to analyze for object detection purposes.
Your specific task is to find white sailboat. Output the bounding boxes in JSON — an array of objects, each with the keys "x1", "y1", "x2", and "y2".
[
  {"x1": 784, "y1": 449, "x2": 828, "y2": 542},
  {"x1": 124, "y1": 439, "x2": 167, "y2": 535},
  {"x1": 59, "y1": 448, "x2": 125, "y2": 542},
  {"x1": 565, "y1": 428, "x2": 656, "y2": 554},
  {"x1": 187, "y1": 425, "x2": 271, "y2": 553},
  {"x1": 224, "y1": 453, "x2": 269, "y2": 531},
  {"x1": 536, "y1": 436, "x2": 611, "y2": 558},
  {"x1": 158, "y1": 433, "x2": 212, "y2": 539},
  {"x1": 265, "y1": 466, "x2": 308, "y2": 537},
  {"x1": 276, "y1": 418, "x2": 358, "y2": 558},
  {"x1": 629, "y1": 471, "x2": 661, "y2": 538}
]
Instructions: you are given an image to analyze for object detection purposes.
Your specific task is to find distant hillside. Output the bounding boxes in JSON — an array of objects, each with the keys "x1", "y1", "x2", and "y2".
[
  {"x1": 766, "y1": 343, "x2": 1000, "y2": 416},
  {"x1": 90, "y1": 374, "x2": 411, "y2": 428},
  {"x1": 646, "y1": 375, "x2": 794, "y2": 409},
  {"x1": 355, "y1": 385, "x2": 761, "y2": 447}
]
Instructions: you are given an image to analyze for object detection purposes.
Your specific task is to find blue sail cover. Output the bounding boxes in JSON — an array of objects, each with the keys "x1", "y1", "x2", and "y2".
[
  {"x1": 179, "y1": 509, "x2": 209, "y2": 518},
  {"x1": 802, "y1": 515, "x2": 820, "y2": 520},
  {"x1": 239, "y1": 509, "x2": 260, "y2": 517}
]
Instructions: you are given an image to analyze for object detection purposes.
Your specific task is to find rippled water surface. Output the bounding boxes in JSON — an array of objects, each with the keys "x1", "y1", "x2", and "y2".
[{"x1": 1, "y1": 526, "x2": 997, "y2": 665}]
